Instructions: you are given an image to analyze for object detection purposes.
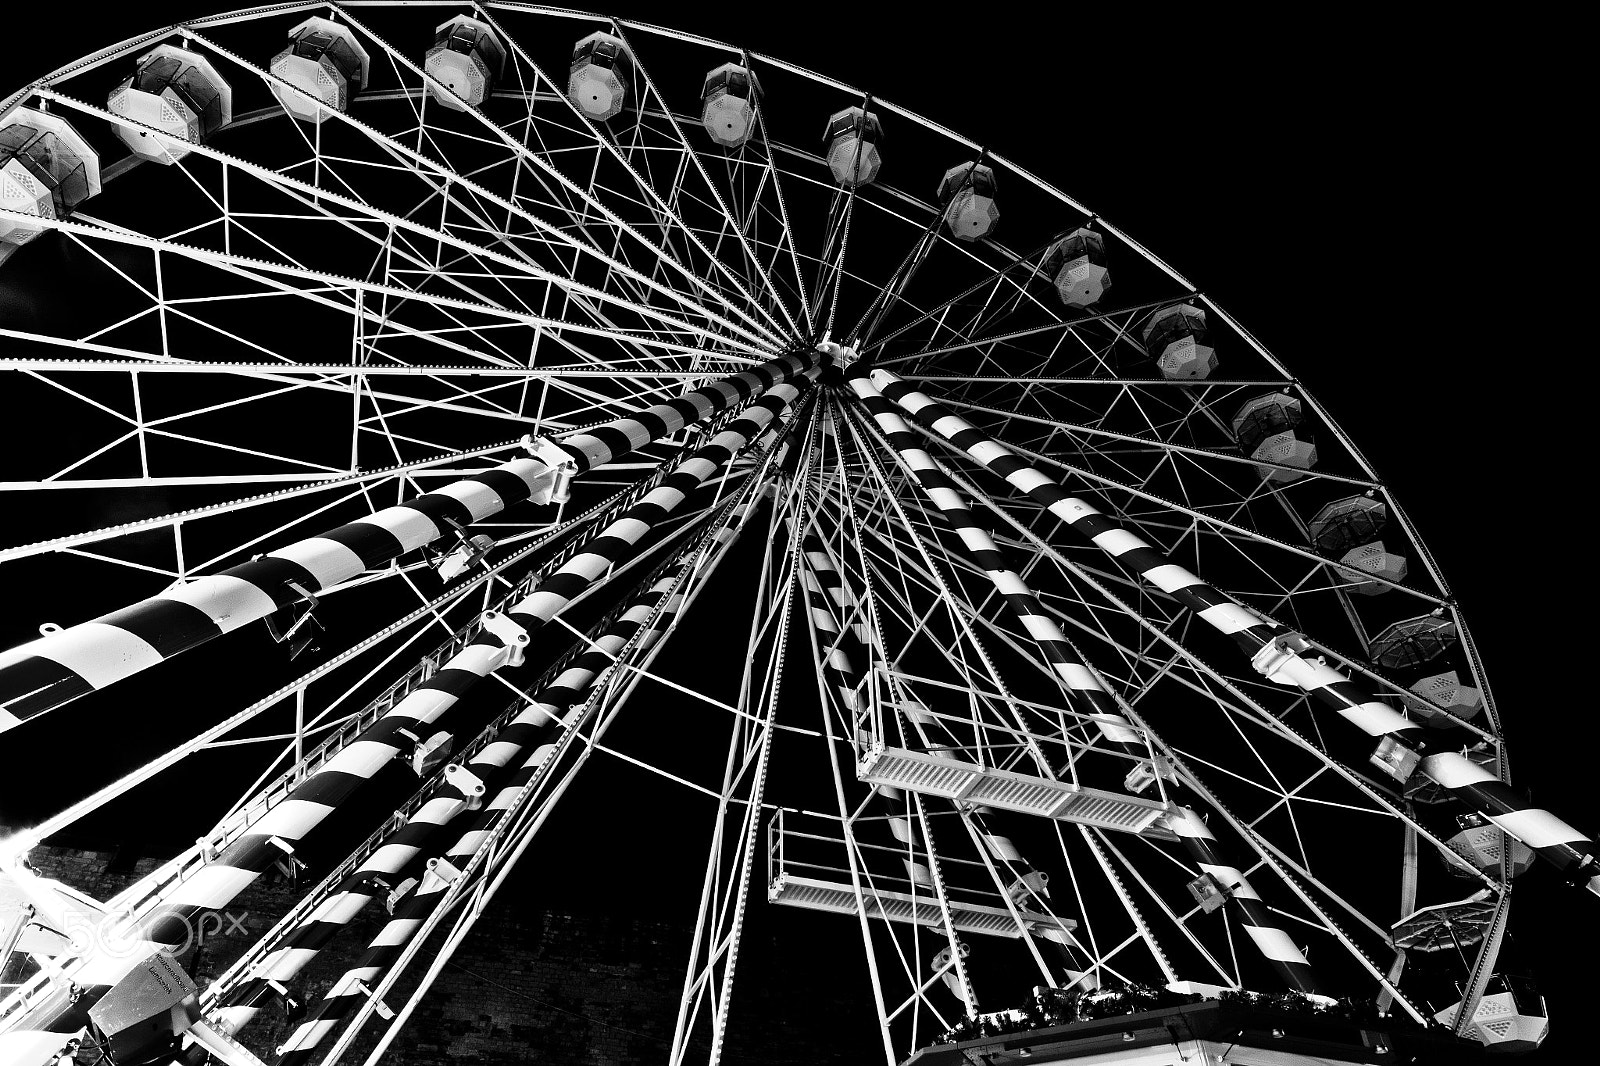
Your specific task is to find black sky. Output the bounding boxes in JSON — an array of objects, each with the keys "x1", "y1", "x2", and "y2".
[{"x1": 5, "y1": 4, "x2": 1592, "y2": 1061}]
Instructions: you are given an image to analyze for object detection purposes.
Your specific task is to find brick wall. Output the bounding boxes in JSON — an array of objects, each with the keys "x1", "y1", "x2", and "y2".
[{"x1": 20, "y1": 847, "x2": 874, "y2": 1064}]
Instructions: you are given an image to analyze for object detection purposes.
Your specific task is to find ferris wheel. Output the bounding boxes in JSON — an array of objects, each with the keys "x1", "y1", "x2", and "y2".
[{"x1": 0, "y1": 5, "x2": 1593, "y2": 1065}]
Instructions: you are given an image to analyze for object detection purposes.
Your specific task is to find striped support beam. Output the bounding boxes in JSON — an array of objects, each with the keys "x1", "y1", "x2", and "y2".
[
  {"x1": 0, "y1": 349, "x2": 818, "y2": 732},
  {"x1": 801, "y1": 529, "x2": 872, "y2": 649},
  {"x1": 218, "y1": 491, "x2": 767, "y2": 1033},
  {"x1": 883, "y1": 788, "x2": 936, "y2": 889},
  {"x1": 135, "y1": 639, "x2": 517, "y2": 951},
  {"x1": 482, "y1": 380, "x2": 810, "y2": 655},
  {"x1": 846, "y1": 375, "x2": 1143, "y2": 750},
  {"x1": 184, "y1": 382, "x2": 803, "y2": 951},
  {"x1": 553, "y1": 350, "x2": 814, "y2": 471},
  {"x1": 972, "y1": 812, "x2": 1095, "y2": 984},
  {"x1": 217, "y1": 570, "x2": 690, "y2": 1037},
  {"x1": 849, "y1": 373, "x2": 1325, "y2": 994},
  {"x1": 802, "y1": 526, "x2": 1087, "y2": 975},
  {"x1": 272, "y1": 854, "x2": 458, "y2": 1065},
  {"x1": 798, "y1": 530, "x2": 937, "y2": 890},
  {"x1": 869, "y1": 368, "x2": 1600, "y2": 897},
  {"x1": 274, "y1": 550, "x2": 699, "y2": 1064},
  {"x1": 800, "y1": 531, "x2": 869, "y2": 719},
  {"x1": 1163, "y1": 807, "x2": 1322, "y2": 986},
  {"x1": 18, "y1": 381, "x2": 812, "y2": 1037},
  {"x1": 899, "y1": 695, "x2": 1091, "y2": 981},
  {"x1": 972, "y1": 815, "x2": 1049, "y2": 905}
]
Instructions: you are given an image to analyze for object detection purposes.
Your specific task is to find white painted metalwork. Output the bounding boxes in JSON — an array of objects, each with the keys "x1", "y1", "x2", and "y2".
[{"x1": 0, "y1": 5, "x2": 1548, "y2": 1066}]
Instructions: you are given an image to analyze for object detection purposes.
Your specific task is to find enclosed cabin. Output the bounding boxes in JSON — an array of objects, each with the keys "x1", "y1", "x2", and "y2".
[
  {"x1": 1335, "y1": 540, "x2": 1407, "y2": 595},
  {"x1": 1444, "y1": 810, "x2": 1535, "y2": 880},
  {"x1": 1393, "y1": 901, "x2": 1549, "y2": 1052},
  {"x1": 1439, "y1": 973, "x2": 1549, "y2": 1054},
  {"x1": 0, "y1": 108, "x2": 100, "y2": 264},
  {"x1": 1142, "y1": 302, "x2": 1215, "y2": 379},
  {"x1": 1407, "y1": 669, "x2": 1484, "y2": 729},
  {"x1": 1231, "y1": 393, "x2": 1316, "y2": 482},
  {"x1": 824, "y1": 106, "x2": 882, "y2": 188},
  {"x1": 425, "y1": 16, "x2": 506, "y2": 112},
  {"x1": 1305, "y1": 494, "x2": 1405, "y2": 593},
  {"x1": 701, "y1": 62, "x2": 760, "y2": 147},
  {"x1": 937, "y1": 162, "x2": 999, "y2": 241},
  {"x1": 107, "y1": 45, "x2": 232, "y2": 164},
  {"x1": 1041, "y1": 227, "x2": 1109, "y2": 309},
  {"x1": 1307, "y1": 494, "x2": 1385, "y2": 554},
  {"x1": 1368, "y1": 613, "x2": 1457, "y2": 669},
  {"x1": 270, "y1": 17, "x2": 370, "y2": 124},
  {"x1": 568, "y1": 32, "x2": 634, "y2": 121}
]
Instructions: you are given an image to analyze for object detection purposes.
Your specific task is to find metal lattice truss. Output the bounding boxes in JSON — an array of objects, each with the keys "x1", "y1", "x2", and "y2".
[{"x1": 0, "y1": 5, "x2": 1586, "y2": 1066}]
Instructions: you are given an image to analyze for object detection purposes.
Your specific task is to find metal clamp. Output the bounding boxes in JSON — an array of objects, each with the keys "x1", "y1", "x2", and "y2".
[
  {"x1": 349, "y1": 979, "x2": 395, "y2": 1021},
  {"x1": 384, "y1": 876, "x2": 417, "y2": 914},
  {"x1": 1370, "y1": 735, "x2": 1422, "y2": 783},
  {"x1": 521, "y1": 434, "x2": 578, "y2": 504},
  {"x1": 420, "y1": 856, "x2": 463, "y2": 895},
  {"x1": 931, "y1": 940, "x2": 971, "y2": 969},
  {"x1": 442, "y1": 763, "x2": 487, "y2": 811},
  {"x1": 266, "y1": 836, "x2": 303, "y2": 880},
  {"x1": 436, "y1": 533, "x2": 495, "y2": 582},
  {"x1": 1123, "y1": 756, "x2": 1175, "y2": 795},
  {"x1": 1005, "y1": 870, "x2": 1049, "y2": 908},
  {"x1": 816, "y1": 338, "x2": 860, "y2": 370},
  {"x1": 479, "y1": 610, "x2": 530, "y2": 667},
  {"x1": 397, "y1": 728, "x2": 454, "y2": 776},
  {"x1": 264, "y1": 581, "x2": 322, "y2": 659},
  {"x1": 1249, "y1": 631, "x2": 1311, "y2": 683},
  {"x1": 1186, "y1": 872, "x2": 1230, "y2": 913}
]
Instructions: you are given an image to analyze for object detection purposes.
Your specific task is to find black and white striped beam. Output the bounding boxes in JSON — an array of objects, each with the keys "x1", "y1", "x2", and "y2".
[
  {"x1": 868, "y1": 368, "x2": 1600, "y2": 898},
  {"x1": 804, "y1": 516, "x2": 1095, "y2": 986},
  {"x1": 5, "y1": 387, "x2": 805, "y2": 1044},
  {"x1": 553, "y1": 350, "x2": 814, "y2": 471},
  {"x1": 895, "y1": 694, "x2": 1094, "y2": 982},
  {"x1": 166, "y1": 381, "x2": 808, "y2": 951},
  {"x1": 219, "y1": 490, "x2": 767, "y2": 1036},
  {"x1": 270, "y1": 512, "x2": 721, "y2": 1065},
  {"x1": 846, "y1": 374, "x2": 1145, "y2": 752},
  {"x1": 0, "y1": 350, "x2": 817, "y2": 732},
  {"x1": 799, "y1": 529, "x2": 938, "y2": 891},
  {"x1": 137, "y1": 638, "x2": 516, "y2": 951},
  {"x1": 800, "y1": 530, "x2": 871, "y2": 721},
  {"x1": 480, "y1": 378, "x2": 811, "y2": 659},
  {"x1": 849, "y1": 372, "x2": 1325, "y2": 994},
  {"x1": 215, "y1": 559, "x2": 699, "y2": 1037}
]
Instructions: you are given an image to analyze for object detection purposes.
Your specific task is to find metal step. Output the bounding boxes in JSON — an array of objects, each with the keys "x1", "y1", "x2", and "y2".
[
  {"x1": 768, "y1": 874, "x2": 1068, "y2": 938},
  {"x1": 858, "y1": 747, "x2": 1176, "y2": 840}
]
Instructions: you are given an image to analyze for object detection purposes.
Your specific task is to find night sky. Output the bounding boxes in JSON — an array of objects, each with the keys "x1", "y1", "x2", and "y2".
[{"x1": 5, "y1": 4, "x2": 1591, "y2": 1062}]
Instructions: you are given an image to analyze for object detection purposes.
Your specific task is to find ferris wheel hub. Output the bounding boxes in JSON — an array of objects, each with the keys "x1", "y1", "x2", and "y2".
[{"x1": 815, "y1": 340, "x2": 860, "y2": 384}]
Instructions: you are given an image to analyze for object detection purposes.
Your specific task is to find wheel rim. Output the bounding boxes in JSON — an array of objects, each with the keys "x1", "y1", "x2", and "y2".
[{"x1": 0, "y1": 6, "x2": 1552, "y2": 1064}]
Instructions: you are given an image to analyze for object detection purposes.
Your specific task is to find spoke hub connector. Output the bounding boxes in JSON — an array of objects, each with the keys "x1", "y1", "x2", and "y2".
[{"x1": 816, "y1": 339, "x2": 860, "y2": 384}]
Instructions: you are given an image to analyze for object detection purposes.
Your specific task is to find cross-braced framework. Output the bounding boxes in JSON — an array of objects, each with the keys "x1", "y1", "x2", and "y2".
[{"x1": 0, "y1": 5, "x2": 1591, "y2": 1066}]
